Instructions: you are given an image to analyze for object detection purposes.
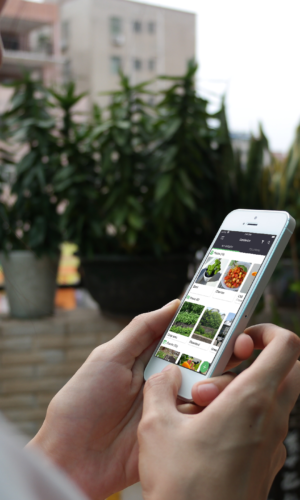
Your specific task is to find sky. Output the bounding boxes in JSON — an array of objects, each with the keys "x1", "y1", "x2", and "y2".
[{"x1": 130, "y1": 0, "x2": 300, "y2": 153}]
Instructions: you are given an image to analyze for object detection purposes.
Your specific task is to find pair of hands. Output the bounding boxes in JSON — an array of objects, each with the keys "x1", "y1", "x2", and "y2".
[{"x1": 29, "y1": 299, "x2": 300, "y2": 500}]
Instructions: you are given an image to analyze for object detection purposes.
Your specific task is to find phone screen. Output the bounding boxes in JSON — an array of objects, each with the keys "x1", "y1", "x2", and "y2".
[{"x1": 155, "y1": 230, "x2": 276, "y2": 375}]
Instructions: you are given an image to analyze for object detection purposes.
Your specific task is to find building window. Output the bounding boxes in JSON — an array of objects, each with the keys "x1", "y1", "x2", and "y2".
[
  {"x1": 2, "y1": 32, "x2": 20, "y2": 51},
  {"x1": 133, "y1": 20, "x2": 142, "y2": 33},
  {"x1": 63, "y1": 59, "x2": 72, "y2": 82},
  {"x1": 148, "y1": 59, "x2": 155, "y2": 71},
  {"x1": 110, "y1": 56, "x2": 122, "y2": 74},
  {"x1": 148, "y1": 21, "x2": 155, "y2": 33},
  {"x1": 61, "y1": 20, "x2": 70, "y2": 51},
  {"x1": 110, "y1": 17, "x2": 122, "y2": 36},
  {"x1": 133, "y1": 58, "x2": 142, "y2": 71}
]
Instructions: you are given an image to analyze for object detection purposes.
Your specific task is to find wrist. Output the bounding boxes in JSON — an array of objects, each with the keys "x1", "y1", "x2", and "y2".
[
  {"x1": 26, "y1": 418, "x2": 69, "y2": 472},
  {"x1": 141, "y1": 482, "x2": 190, "y2": 500}
]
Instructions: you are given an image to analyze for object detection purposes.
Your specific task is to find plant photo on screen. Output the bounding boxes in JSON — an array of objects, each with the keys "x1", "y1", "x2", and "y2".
[
  {"x1": 170, "y1": 301, "x2": 205, "y2": 337},
  {"x1": 192, "y1": 307, "x2": 225, "y2": 343},
  {"x1": 155, "y1": 346, "x2": 180, "y2": 363}
]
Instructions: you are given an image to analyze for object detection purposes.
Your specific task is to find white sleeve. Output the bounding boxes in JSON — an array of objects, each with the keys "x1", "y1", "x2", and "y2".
[{"x1": 0, "y1": 414, "x2": 89, "y2": 500}]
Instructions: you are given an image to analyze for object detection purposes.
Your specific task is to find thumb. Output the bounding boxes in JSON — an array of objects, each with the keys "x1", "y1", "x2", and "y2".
[
  {"x1": 143, "y1": 365, "x2": 182, "y2": 419},
  {"x1": 115, "y1": 299, "x2": 181, "y2": 363}
]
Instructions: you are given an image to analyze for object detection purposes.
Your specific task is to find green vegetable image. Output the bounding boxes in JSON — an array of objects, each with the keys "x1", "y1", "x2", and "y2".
[
  {"x1": 170, "y1": 301, "x2": 205, "y2": 337},
  {"x1": 229, "y1": 260, "x2": 247, "y2": 273},
  {"x1": 206, "y1": 259, "x2": 221, "y2": 276}
]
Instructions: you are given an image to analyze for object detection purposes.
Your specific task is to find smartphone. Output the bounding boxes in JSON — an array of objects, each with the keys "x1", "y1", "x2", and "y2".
[{"x1": 144, "y1": 209, "x2": 296, "y2": 401}]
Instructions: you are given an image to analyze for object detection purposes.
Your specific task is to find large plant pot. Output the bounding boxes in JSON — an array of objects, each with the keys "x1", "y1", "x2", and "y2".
[
  {"x1": 80, "y1": 254, "x2": 191, "y2": 317},
  {"x1": 0, "y1": 251, "x2": 59, "y2": 319}
]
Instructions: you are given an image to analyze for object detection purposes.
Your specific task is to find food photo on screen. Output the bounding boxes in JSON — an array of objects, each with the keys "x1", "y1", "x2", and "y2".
[
  {"x1": 218, "y1": 260, "x2": 251, "y2": 291},
  {"x1": 177, "y1": 354, "x2": 202, "y2": 372}
]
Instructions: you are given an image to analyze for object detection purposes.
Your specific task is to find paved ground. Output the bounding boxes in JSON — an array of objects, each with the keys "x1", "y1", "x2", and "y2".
[{"x1": 0, "y1": 303, "x2": 129, "y2": 437}]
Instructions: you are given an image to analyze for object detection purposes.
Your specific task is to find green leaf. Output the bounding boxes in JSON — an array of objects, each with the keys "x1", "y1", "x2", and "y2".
[
  {"x1": 126, "y1": 228, "x2": 137, "y2": 247},
  {"x1": 128, "y1": 213, "x2": 144, "y2": 230},
  {"x1": 155, "y1": 175, "x2": 172, "y2": 200},
  {"x1": 17, "y1": 151, "x2": 37, "y2": 175}
]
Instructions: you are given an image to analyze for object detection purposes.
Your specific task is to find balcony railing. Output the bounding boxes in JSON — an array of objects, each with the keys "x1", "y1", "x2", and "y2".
[{"x1": 2, "y1": 34, "x2": 53, "y2": 56}]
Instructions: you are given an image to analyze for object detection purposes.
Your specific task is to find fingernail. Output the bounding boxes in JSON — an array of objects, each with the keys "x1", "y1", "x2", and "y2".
[
  {"x1": 162, "y1": 299, "x2": 179, "y2": 309},
  {"x1": 196, "y1": 383, "x2": 219, "y2": 404},
  {"x1": 162, "y1": 364, "x2": 173, "y2": 372}
]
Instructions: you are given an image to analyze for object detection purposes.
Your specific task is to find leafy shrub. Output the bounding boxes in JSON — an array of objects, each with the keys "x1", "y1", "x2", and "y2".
[
  {"x1": 175, "y1": 311, "x2": 199, "y2": 325},
  {"x1": 195, "y1": 325, "x2": 206, "y2": 336},
  {"x1": 170, "y1": 326, "x2": 193, "y2": 336},
  {"x1": 200, "y1": 331, "x2": 216, "y2": 339},
  {"x1": 199, "y1": 309, "x2": 223, "y2": 330},
  {"x1": 207, "y1": 259, "x2": 221, "y2": 276},
  {"x1": 181, "y1": 302, "x2": 205, "y2": 315}
]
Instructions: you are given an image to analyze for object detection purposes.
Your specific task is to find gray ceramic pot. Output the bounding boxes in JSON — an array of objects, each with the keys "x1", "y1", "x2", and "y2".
[{"x1": 0, "y1": 251, "x2": 59, "y2": 319}]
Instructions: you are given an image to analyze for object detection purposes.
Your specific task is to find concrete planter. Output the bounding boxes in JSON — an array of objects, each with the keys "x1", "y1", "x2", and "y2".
[{"x1": 0, "y1": 251, "x2": 59, "y2": 319}]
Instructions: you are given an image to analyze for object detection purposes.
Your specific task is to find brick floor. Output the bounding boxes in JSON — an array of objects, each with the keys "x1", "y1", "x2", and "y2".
[{"x1": 0, "y1": 308, "x2": 128, "y2": 438}]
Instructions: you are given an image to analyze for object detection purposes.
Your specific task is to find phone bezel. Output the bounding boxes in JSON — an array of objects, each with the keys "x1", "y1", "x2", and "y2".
[{"x1": 144, "y1": 209, "x2": 293, "y2": 401}]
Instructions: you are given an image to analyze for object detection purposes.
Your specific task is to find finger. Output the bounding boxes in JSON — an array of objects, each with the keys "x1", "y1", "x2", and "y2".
[
  {"x1": 242, "y1": 324, "x2": 300, "y2": 389},
  {"x1": 177, "y1": 403, "x2": 202, "y2": 415},
  {"x1": 192, "y1": 372, "x2": 236, "y2": 406},
  {"x1": 139, "y1": 338, "x2": 163, "y2": 368},
  {"x1": 143, "y1": 364, "x2": 181, "y2": 418},
  {"x1": 115, "y1": 299, "x2": 180, "y2": 364},
  {"x1": 225, "y1": 333, "x2": 254, "y2": 371},
  {"x1": 271, "y1": 443, "x2": 287, "y2": 481}
]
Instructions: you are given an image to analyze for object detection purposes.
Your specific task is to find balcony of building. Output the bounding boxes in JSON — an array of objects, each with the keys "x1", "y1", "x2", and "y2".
[{"x1": 0, "y1": 0, "x2": 61, "y2": 82}]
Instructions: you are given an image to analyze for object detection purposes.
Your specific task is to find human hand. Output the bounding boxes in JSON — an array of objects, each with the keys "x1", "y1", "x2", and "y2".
[
  {"x1": 28, "y1": 299, "x2": 253, "y2": 500},
  {"x1": 138, "y1": 324, "x2": 300, "y2": 500}
]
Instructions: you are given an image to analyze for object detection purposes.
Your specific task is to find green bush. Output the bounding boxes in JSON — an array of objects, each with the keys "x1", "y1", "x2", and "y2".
[
  {"x1": 199, "y1": 309, "x2": 223, "y2": 330},
  {"x1": 175, "y1": 311, "x2": 199, "y2": 325},
  {"x1": 200, "y1": 331, "x2": 216, "y2": 339},
  {"x1": 170, "y1": 326, "x2": 193, "y2": 336},
  {"x1": 181, "y1": 302, "x2": 205, "y2": 315},
  {"x1": 0, "y1": 64, "x2": 279, "y2": 258},
  {"x1": 0, "y1": 74, "x2": 61, "y2": 255},
  {"x1": 195, "y1": 325, "x2": 206, "y2": 336}
]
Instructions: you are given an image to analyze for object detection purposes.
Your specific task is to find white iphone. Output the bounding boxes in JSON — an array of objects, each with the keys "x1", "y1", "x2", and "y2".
[{"x1": 144, "y1": 209, "x2": 296, "y2": 401}]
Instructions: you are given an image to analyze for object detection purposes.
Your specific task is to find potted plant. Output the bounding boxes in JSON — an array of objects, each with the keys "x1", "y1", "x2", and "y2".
[
  {"x1": 56, "y1": 64, "x2": 234, "y2": 317},
  {"x1": 0, "y1": 74, "x2": 61, "y2": 318},
  {"x1": 204, "y1": 259, "x2": 221, "y2": 282}
]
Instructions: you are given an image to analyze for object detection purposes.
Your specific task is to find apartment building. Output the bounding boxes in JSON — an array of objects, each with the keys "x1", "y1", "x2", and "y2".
[
  {"x1": 0, "y1": 0, "x2": 61, "y2": 84},
  {"x1": 59, "y1": 0, "x2": 196, "y2": 105}
]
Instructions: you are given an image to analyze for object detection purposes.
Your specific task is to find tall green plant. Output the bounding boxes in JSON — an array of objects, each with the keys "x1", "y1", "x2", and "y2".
[
  {"x1": 90, "y1": 74, "x2": 156, "y2": 255},
  {"x1": 50, "y1": 83, "x2": 102, "y2": 256},
  {"x1": 230, "y1": 125, "x2": 270, "y2": 211},
  {"x1": 0, "y1": 74, "x2": 61, "y2": 255},
  {"x1": 152, "y1": 60, "x2": 232, "y2": 250}
]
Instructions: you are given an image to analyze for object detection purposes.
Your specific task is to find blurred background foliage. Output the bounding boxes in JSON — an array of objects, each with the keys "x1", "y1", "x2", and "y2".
[{"x1": 1, "y1": 61, "x2": 300, "y2": 260}]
